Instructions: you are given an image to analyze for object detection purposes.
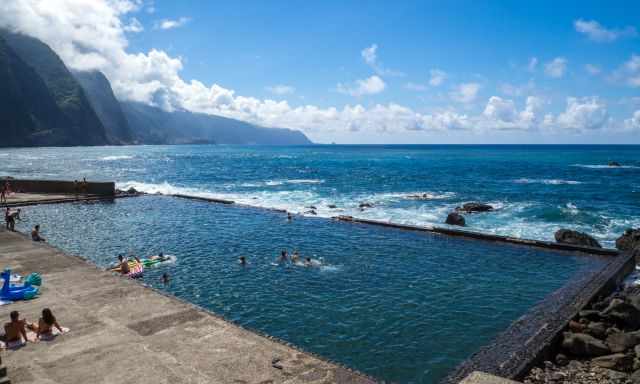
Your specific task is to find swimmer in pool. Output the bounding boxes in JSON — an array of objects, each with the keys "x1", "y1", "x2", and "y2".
[{"x1": 239, "y1": 256, "x2": 246, "y2": 266}]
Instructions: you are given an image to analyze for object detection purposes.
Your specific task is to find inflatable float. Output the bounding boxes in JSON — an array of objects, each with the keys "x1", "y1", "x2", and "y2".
[
  {"x1": 0, "y1": 269, "x2": 39, "y2": 301},
  {"x1": 110, "y1": 255, "x2": 173, "y2": 271}
]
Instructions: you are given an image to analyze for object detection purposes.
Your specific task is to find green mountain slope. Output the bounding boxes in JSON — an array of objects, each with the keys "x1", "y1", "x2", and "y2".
[
  {"x1": 73, "y1": 70, "x2": 133, "y2": 144},
  {"x1": 121, "y1": 101, "x2": 313, "y2": 145},
  {"x1": 1, "y1": 30, "x2": 108, "y2": 145}
]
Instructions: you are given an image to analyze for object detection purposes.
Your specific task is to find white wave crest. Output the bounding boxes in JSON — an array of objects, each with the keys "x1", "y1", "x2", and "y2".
[
  {"x1": 514, "y1": 178, "x2": 583, "y2": 185},
  {"x1": 100, "y1": 155, "x2": 134, "y2": 161},
  {"x1": 572, "y1": 164, "x2": 640, "y2": 169}
]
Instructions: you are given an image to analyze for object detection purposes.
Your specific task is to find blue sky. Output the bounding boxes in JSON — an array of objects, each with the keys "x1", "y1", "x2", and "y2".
[{"x1": 1, "y1": 0, "x2": 639, "y2": 143}]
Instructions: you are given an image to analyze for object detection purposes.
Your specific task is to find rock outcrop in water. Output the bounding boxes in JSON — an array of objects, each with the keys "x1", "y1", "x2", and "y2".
[
  {"x1": 525, "y1": 286, "x2": 640, "y2": 384},
  {"x1": 445, "y1": 212, "x2": 466, "y2": 226},
  {"x1": 554, "y1": 229, "x2": 602, "y2": 248},
  {"x1": 456, "y1": 202, "x2": 494, "y2": 213},
  {"x1": 617, "y1": 229, "x2": 640, "y2": 252}
]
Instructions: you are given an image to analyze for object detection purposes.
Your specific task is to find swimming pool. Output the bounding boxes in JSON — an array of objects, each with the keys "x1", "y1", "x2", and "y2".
[{"x1": 14, "y1": 196, "x2": 607, "y2": 383}]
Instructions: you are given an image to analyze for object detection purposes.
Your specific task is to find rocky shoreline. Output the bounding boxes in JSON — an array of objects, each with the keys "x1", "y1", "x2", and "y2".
[{"x1": 524, "y1": 229, "x2": 640, "y2": 384}]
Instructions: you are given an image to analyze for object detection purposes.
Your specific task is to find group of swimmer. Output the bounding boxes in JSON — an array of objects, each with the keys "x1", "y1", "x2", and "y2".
[
  {"x1": 113, "y1": 253, "x2": 170, "y2": 284},
  {"x1": 238, "y1": 249, "x2": 317, "y2": 267}
]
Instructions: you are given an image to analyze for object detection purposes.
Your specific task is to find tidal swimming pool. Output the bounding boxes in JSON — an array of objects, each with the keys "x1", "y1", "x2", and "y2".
[{"x1": 15, "y1": 196, "x2": 607, "y2": 383}]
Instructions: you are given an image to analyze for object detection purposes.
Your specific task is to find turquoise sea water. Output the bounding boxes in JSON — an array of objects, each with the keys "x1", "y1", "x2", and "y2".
[
  {"x1": 14, "y1": 197, "x2": 604, "y2": 383},
  {"x1": 1, "y1": 144, "x2": 639, "y2": 246}
]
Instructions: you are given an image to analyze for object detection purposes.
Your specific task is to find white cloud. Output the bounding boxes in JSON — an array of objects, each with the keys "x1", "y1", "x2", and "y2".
[
  {"x1": 360, "y1": 43, "x2": 403, "y2": 76},
  {"x1": 481, "y1": 96, "x2": 543, "y2": 130},
  {"x1": 617, "y1": 55, "x2": 640, "y2": 87},
  {"x1": 484, "y1": 96, "x2": 517, "y2": 122},
  {"x1": 405, "y1": 82, "x2": 427, "y2": 91},
  {"x1": 527, "y1": 57, "x2": 538, "y2": 72},
  {"x1": 556, "y1": 97, "x2": 608, "y2": 131},
  {"x1": 265, "y1": 85, "x2": 295, "y2": 95},
  {"x1": 624, "y1": 110, "x2": 640, "y2": 131},
  {"x1": 574, "y1": 19, "x2": 637, "y2": 43},
  {"x1": 429, "y1": 69, "x2": 446, "y2": 86},
  {"x1": 450, "y1": 83, "x2": 480, "y2": 103},
  {"x1": 155, "y1": 16, "x2": 190, "y2": 30},
  {"x1": 123, "y1": 17, "x2": 143, "y2": 33},
  {"x1": 337, "y1": 75, "x2": 386, "y2": 97},
  {"x1": 585, "y1": 64, "x2": 601, "y2": 75},
  {"x1": 544, "y1": 57, "x2": 567, "y2": 78}
]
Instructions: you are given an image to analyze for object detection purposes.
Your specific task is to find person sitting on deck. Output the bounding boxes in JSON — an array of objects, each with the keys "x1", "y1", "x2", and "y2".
[
  {"x1": 117, "y1": 254, "x2": 130, "y2": 275},
  {"x1": 31, "y1": 225, "x2": 46, "y2": 242},
  {"x1": 36, "y1": 308, "x2": 64, "y2": 340},
  {"x1": 4, "y1": 207, "x2": 11, "y2": 230},
  {"x1": 3, "y1": 311, "x2": 31, "y2": 345}
]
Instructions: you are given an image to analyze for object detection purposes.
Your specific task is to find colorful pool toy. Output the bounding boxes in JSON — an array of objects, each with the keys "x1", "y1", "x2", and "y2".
[{"x1": 0, "y1": 269, "x2": 39, "y2": 301}]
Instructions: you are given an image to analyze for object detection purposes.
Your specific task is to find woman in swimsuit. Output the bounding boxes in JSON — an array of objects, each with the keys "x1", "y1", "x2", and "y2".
[{"x1": 36, "y1": 308, "x2": 64, "y2": 339}]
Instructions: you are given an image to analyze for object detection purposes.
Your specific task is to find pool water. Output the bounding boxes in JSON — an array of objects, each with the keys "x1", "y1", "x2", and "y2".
[{"x1": 14, "y1": 196, "x2": 606, "y2": 383}]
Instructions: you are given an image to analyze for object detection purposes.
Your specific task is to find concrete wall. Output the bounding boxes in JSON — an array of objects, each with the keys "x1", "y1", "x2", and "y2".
[{"x1": 3, "y1": 178, "x2": 115, "y2": 196}]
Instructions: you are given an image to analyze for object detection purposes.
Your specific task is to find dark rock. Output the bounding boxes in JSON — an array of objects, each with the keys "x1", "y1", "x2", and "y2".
[
  {"x1": 609, "y1": 161, "x2": 622, "y2": 167},
  {"x1": 580, "y1": 309, "x2": 603, "y2": 321},
  {"x1": 307, "y1": 206, "x2": 317, "y2": 210},
  {"x1": 606, "y1": 332, "x2": 640, "y2": 353},
  {"x1": 456, "y1": 202, "x2": 494, "y2": 213},
  {"x1": 554, "y1": 229, "x2": 602, "y2": 248},
  {"x1": 603, "y1": 301, "x2": 640, "y2": 329},
  {"x1": 592, "y1": 353, "x2": 634, "y2": 372},
  {"x1": 631, "y1": 369, "x2": 640, "y2": 383},
  {"x1": 304, "y1": 210, "x2": 317, "y2": 216},
  {"x1": 569, "y1": 320, "x2": 587, "y2": 333},
  {"x1": 358, "y1": 202, "x2": 374, "y2": 209},
  {"x1": 555, "y1": 353, "x2": 569, "y2": 366},
  {"x1": 587, "y1": 322, "x2": 608, "y2": 339},
  {"x1": 127, "y1": 187, "x2": 138, "y2": 194},
  {"x1": 562, "y1": 332, "x2": 611, "y2": 357},
  {"x1": 445, "y1": 212, "x2": 465, "y2": 226},
  {"x1": 327, "y1": 204, "x2": 337, "y2": 209},
  {"x1": 616, "y1": 229, "x2": 640, "y2": 252}
]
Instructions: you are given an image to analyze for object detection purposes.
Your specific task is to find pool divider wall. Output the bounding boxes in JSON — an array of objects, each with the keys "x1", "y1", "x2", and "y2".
[
  {"x1": 165, "y1": 193, "x2": 620, "y2": 256},
  {"x1": 443, "y1": 250, "x2": 635, "y2": 383}
]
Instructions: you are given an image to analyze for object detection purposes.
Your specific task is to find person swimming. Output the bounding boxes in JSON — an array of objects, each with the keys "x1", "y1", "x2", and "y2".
[
  {"x1": 278, "y1": 250, "x2": 288, "y2": 262},
  {"x1": 287, "y1": 212, "x2": 293, "y2": 221},
  {"x1": 161, "y1": 273, "x2": 170, "y2": 285},
  {"x1": 239, "y1": 256, "x2": 247, "y2": 266},
  {"x1": 304, "y1": 257, "x2": 312, "y2": 267},
  {"x1": 291, "y1": 251, "x2": 300, "y2": 263}
]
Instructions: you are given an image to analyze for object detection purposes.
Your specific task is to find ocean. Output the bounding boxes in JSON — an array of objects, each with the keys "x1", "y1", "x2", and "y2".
[{"x1": 2, "y1": 144, "x2": 639, "y2": 247}]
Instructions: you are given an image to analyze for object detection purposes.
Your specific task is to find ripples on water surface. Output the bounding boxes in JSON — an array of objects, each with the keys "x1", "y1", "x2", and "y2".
[
  {"x1": 15, "y1": 197, "x2": 606, "y2": 383},
  {"x1": 1, "y1": 144, "x2": 638, "y2": 247}
]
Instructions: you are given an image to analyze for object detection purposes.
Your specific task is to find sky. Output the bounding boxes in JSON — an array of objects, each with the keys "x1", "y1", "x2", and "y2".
[{"x1": 1, "y1": 0, "x2": 639, "y2": 144}]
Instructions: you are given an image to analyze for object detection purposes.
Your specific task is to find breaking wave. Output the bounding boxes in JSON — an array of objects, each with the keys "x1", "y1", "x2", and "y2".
[{"x1": 514, "y1": 178, "x2": 583, "y2": 185}]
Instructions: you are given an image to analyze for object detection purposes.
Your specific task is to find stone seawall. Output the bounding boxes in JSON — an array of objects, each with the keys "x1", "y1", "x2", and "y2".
[{"x1": 3, "y1": 178, "x2": 115, "y2": 196}]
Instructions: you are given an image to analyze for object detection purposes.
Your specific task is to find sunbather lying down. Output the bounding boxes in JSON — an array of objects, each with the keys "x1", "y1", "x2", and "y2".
[{"x1": 0, "y1": 308, "x2": 69, "y2": 349}]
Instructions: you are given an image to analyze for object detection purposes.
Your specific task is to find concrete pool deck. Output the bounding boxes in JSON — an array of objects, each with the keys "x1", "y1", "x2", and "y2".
[{"x1": 0, "y1": 229, "x2": 374, "y2": 384}]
